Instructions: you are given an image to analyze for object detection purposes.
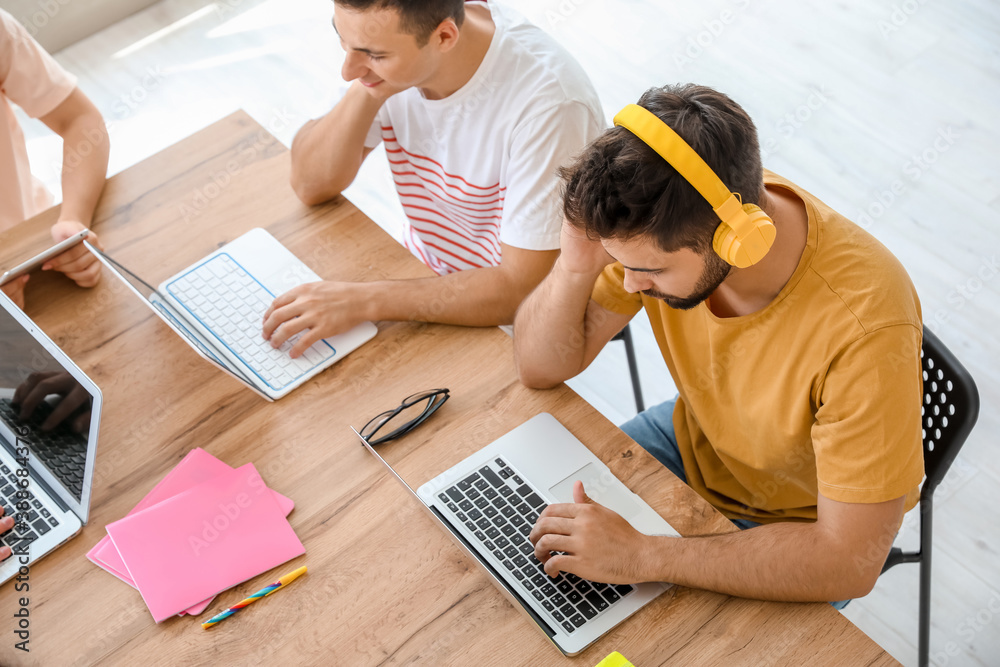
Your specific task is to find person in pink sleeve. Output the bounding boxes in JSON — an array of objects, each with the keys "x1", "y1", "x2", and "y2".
[{"x1": 0, "y1": 9, "x2": 109, "y2": 309}]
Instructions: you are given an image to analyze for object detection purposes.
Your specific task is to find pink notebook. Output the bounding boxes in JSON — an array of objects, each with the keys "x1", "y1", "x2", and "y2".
[
  {"x1": 106, "y1": 463, "x2": 305, "y2": 623},
  {"x1": 86, "y1": 449, "x2": 294, "y2": 615}
]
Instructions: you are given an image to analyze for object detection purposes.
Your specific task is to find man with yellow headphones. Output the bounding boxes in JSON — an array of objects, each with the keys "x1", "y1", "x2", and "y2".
[{"x1": 514, "y1": 84, "x2": 924, "y2": 606}]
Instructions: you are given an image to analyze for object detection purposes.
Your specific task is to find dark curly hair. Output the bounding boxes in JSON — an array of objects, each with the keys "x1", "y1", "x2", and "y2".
[{"x1": 560, "y1": 84, "x2": 763, "y2": 254}]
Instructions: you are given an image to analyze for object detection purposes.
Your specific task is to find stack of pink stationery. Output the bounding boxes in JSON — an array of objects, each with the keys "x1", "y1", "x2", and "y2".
[{"x1": 87, "y1": 448, "x2": 305, "y2": 622}]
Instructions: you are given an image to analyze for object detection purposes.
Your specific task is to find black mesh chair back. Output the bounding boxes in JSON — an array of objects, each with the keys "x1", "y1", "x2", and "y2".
[{"x1": 881, "y1": 326, "x2": 980, "y2": 667}]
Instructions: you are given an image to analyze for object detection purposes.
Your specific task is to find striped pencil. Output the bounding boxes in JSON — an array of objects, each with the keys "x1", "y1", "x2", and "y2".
[{"x1": 201, "y1": 566, "x2": 307, "y2": 629}]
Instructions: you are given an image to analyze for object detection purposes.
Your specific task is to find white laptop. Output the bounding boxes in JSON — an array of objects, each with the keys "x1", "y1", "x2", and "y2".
[
  {"x1": 87, "y1": 228, "x2": 377, "y2": 401},
  {"x1": 354, "y1": 413, "x2": 679, "y2": 656},
  {"x1": 0, "y1": 293, "x2": 102, "y2": 583}
]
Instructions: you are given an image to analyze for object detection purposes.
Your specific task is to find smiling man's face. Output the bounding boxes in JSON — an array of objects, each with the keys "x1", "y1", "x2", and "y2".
[{"x1": 334, "y1": 5, "x2": 442, "y2": 92}]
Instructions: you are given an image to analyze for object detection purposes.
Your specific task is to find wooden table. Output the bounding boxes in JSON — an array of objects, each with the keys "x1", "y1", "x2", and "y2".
[{"x1": 0, "y1": 113, "x2": 896, "y2": 666}]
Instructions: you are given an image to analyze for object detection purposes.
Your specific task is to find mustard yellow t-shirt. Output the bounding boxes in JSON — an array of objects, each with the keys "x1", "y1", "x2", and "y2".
[{"x1": 592, "y1": 171, "x2": 924, "y2": 523}]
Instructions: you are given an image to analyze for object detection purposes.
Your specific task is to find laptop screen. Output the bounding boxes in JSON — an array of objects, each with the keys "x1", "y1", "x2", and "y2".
[{"x1": 0, "y1": 295, "x2": 101, "y2": 522}]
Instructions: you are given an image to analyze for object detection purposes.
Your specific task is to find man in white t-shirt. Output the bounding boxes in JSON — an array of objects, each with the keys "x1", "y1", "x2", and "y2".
[
  {"x1": 0, "y1": 10, "x2": 110, "y2": 310},
  {"x1": 263, "y1": 0, "x2": 604, "y2": 357}
]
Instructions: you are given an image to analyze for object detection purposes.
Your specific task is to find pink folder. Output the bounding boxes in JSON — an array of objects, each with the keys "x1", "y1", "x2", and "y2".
[
  {"x1": 86, "y1": 449, "x2": 294, "y2": 615},
  {"x1": 105, "y1": 463, "x2": 305, "y2": 623}
]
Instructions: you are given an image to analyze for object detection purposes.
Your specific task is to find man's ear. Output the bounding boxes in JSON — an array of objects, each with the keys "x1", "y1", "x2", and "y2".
[{"x1": 431, "y1": 18, "x2": 461, "y2": 53}]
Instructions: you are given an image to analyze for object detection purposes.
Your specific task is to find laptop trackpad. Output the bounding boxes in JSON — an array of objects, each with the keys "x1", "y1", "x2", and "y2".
[{"x1": 548, "y1": 463, "x2": 641, "y2": 521}]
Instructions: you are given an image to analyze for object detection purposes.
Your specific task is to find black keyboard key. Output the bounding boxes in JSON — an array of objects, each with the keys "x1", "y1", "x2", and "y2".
[
  {"x1": 576, "y1": 581, "x2": 592, "y2": 594},
  {"x1": 501, "y1": 524, "x2": 515, "y2": 536},
  {"x1": 502, "y1": 560, "x2": 515, "y2": 571},
  {"x1": 569, "y1": 613, "x2": 586, "y2": 628},
  {"x1": 493, "y1": 514, "x2": 507, "y2": 527},
  {"x1": 560, "y1": 603, "x2": 575, "y2": 617},
  {"x1": 585, "y1": 590, "x2": 609, "y2": 611},
  {"x1": 532, "y1": 590, "x2": 544, "y2": 601},
  {"x1": 474, "y1": 531, "x2": 486, "y2": 542},
  {"x1": 26, "y1": 510, "x2": 37, "y2": 522},
  {"x1": 567, "y1": 590, "x2": 583, "y2": 605},
  {"x1": 465, "y1": 521, "x2": 476, "y2": 531},
  {"x1": 446, "y1": 502, "x2": 459, "y2": 513},
  {"x1": 566, "y1": 573, "x2": 581, "y2": 584},
  {"x1": 47, "y1": 517, "x2": 58, "y2": 527},
  {"x1": 523, "y1": 580, "x2": 534, "y2": 591},
  {"x1": 491, "y1": 496, "x2": 506, "y2": 509},
  {"x1": 521, "y1": 566, "x2": 535, "y2": 580},
  {"x1": 602, "y1": 589, "x2": 621, "y2": 604},
  {"x1": 474, "y1": 479, "x2": 489, "y2": 491},
  {"x1": 494, "y1": 536, "x2": 510, "y2": 549},
  {"x1": 578, "y1": 601, "x2": 597, "y2": 620},
  {"x1": 525, "y1": 493, "x2": 545, "y2": 509},
  {"x1": 495, "y1": 458, "x2": 505, "y2": 467},
  {"x1": 519, "y1": 542, "x2": 533, "y2": 556},
  {"x1": 514, "y1": 503, "x2": 529, "y2": 516},
  {"x1": 458, "y1": 475, "x2": 477, "y2": 491},
  {"x1": 498, "y1": 486, "x2": 513, "y2": 497},
  {"x1": 483, "y1": 488, "x2": 498, "y2": 500},
  {"x1": 456, "y1": 512, "x2": 467, "y2": 522},
  {"x1": 484, "y1": 506, "x2": 498, "y2": 518},
  {"x1": 474, "y1": 497, "x2": 489, "y2": 509},
  {"x1": 509, "y1": 532, "x2": 524, "y2": 545},
  {"x1": 509, "y1": 515, "x2": 525, "y2": 527},
  {"x1": 1, "y1": 486, "x2": 12, "y2": 497},
  {"x1": 458, "y1": 499, "x2": 473, "y2": 512},
  {"x1": 542, "y1": 600, "x2": 554, "y2": 611},
  {"x1": 498, "y1": 468, "x2": 511, "y2": 479},
  {"x1": 493, "y1": 549, "x2": 505, "y2": 561},
  {"x1": 515, "y1": 484, "x2": 532, "y2": 498},
  {"x1": 553, "y1": 610, "x2": 565, "y2": 622},
  {"x1": 500, "y1": 505, "x2": 515, "y2": 518},
  {"x1": 519, "y1": 524, "x2": 531, "y2": 536},
  {"x1": 542, "y1": 584, "x2": 557, "y2": 597},
  {"x1": 32, "y1": 519, "x2": 49, "y2": 536},
  {"x1": 467, "y1": 488, "x2": 481, "y2": 500},
  {"x1": 485, "y1": 527, "x2": 500, "y2": 539},
  {"x1": 531, "y1": 574, "x2": 547, "y2": 587},
  {"x1": 614, "y1": 584, "x2": 634, "y2": 596},
  {"x1": 513, "y1": 554, "x2": 527, "y2": 567},
  {"x1": 556, "y1": 580, "x2": 573, "y2": 594},
  {"x1": 479, "y1": 466, "x2": 504, "y2": 488},
  {"x1": 438, "y1": 492, "x2": 450, "y2": 504},
  {"x1": 561, "y1": 620, "x2": 575, "y2": 634},
  {"x1": 484, "y1": 540, "x2": 495, "y2": 551},
  {"x1": 592, "y1": 582, "x2": 608, "y2": 591},
  {"x1": 40, "y1": 508, "x2": 50, "y2": 518},
  {"x1": 446, "y1": 487, "x2": 463, "y2": 502},
  {"x1": 478, "y1": 518, "x2": 493, "y2": 531},
  {"x1": 468, "y1": 508, "x2": 482, "y2": 520},
  {"x1": 553, "y1": 593, "x2": 568, "y2": 607},
  {"x1": 513, "y1": 569, "x2": 525, "y2": 580},
  {"x1": 0, "y1": 464, "x2": 9, "y2": 474},
  {"x1": 526, "y1": 512, "x2": 539, "y2": 524}
]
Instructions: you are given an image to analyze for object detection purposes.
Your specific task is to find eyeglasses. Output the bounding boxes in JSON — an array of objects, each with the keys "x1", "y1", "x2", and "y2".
[{"x1": 360, "y1": 388, "x2": 450, "y2": 446}]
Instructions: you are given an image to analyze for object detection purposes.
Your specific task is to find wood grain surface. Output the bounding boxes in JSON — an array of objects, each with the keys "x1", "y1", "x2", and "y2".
[{"x1": 0, "y1": 112, "x2": 896, "y2": 667}]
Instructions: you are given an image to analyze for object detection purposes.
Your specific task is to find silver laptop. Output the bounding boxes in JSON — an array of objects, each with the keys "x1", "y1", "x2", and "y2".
[
  {"x1": 88, "y1": 227, "x2": 377, "y2": 401},
  {"x1": 354, "y1": 412, "x2": 679, "y2": 656},
  {"x1": 0, "y1": 293, "x2": 101, "y2": 583}
]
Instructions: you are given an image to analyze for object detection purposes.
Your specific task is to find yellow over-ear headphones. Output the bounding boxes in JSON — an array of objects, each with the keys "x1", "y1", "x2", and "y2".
[{"x1": 612, "y1": 103, "x2": 776, "y2": 268}]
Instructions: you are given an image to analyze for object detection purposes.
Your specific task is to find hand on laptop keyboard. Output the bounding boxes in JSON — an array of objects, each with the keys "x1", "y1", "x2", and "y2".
[
  {"x1": 529, "y1": 480, "x2": 653, "y2": 585},
  {"x1": 262, "y1": 281, "x2": 368, "y2": 358},
  {"x1": 0, "y1": 509, "x2": 13, "y2": 561}
]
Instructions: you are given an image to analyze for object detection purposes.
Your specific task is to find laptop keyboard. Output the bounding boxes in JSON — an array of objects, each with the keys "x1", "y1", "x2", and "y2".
[
  {"x1": 0, "y1": 399, "x2": 86, "y2": 500},
  {"x1": 165, "y1": 254, "x2": 336, "y2": 390},
  {"x1": 0, "y1": 460, "x2": 58, "y2": 559},
  {"x1": 438, "y1": 458, "x2": 633, "y2": 635}
]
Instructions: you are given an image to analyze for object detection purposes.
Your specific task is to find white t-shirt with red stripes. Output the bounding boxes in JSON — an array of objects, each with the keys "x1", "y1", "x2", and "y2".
[{"x1": 364, "y1": 1, "x2": 604, "y2": 276}]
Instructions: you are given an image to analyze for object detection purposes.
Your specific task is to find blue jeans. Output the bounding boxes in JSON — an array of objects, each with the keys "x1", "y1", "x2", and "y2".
[{"x1": 621, "y1": 397, "x2": 850, "y2": 610}]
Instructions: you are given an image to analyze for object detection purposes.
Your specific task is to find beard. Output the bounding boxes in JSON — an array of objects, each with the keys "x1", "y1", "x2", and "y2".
[{"x1": 642, "y1": 251, "x2": 732, "y2": 310}]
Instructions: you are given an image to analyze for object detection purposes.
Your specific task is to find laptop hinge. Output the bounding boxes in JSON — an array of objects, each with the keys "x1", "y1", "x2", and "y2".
[{"x1": 0, "y1": 431, "x2": 73, "y2": 515}]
